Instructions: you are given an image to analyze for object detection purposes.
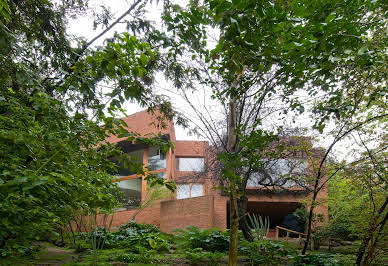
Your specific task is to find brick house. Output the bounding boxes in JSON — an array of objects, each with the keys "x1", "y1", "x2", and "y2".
[{"x1": 106, "y1": 110, "x2": 328, "y2": 235}]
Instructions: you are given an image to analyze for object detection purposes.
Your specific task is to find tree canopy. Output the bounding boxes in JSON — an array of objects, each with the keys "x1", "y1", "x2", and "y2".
[
  {"x1": 0, "y1": 0, "x2": 175, "y2": 256},
  {"x1": 157, "y1": 0, "x2": 387, "y2": 263}
]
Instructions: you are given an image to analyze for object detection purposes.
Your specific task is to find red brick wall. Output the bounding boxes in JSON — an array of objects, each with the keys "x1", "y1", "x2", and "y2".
[
  {"x1": 212, "y1": 194, "x2": 228, "y2": 230},
  {"x1": 106, "y1": 109, "x2": 176, "y2": 144},
  {"x1": 174, "y1": 140, "x2": 208, "y2": 157},
  {"x1": 103, "y1": 110, "x2": 328, "y2": 232},
  {"x1": 160, "y1": 195, "x2": 214, "y2": 233},
  {"x1": 107, "y1": 205, "x2": 161, "y2": 229}
]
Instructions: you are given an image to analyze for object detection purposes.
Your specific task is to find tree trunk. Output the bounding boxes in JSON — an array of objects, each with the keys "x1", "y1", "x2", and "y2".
[
  {"x1": 227, "y1": 98, "x2": 239, "y2": 266},
  {"x1": 363, "y1": 211, "x2": 388, "y2": 265},
  {"x1": 238, "y1": 195, "x2": 254, "y2": 241},
  {"x1": 229, "y1": 192, "x2": 239, "y2": 266},
  {"x1": 227, "y1": 66, "x2": 246, "y2": 266},
  {"x1": 227, "y1": 95, "x2": 239, "y2": 266},
  {"x1": 302, "y1": 191, "x2": 318, "y2": 254},
  {"x1": 356, "y1": 196, "x2": 388, "y2": 265},
  {"x1": 356, "y1": 218, "x2": 377, "y2": 265}
]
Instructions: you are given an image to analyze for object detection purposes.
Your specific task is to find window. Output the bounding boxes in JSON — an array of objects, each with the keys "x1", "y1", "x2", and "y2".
[
  {"x1": 177, "y1": 184, "x2": 190, "y2": 199},
  {"x1": 247, "y1": 159, "x2": 307, "y2": 187},
  {"x1": 177, "y1": 184, "x2": 203, "y2": 199},
  {"x1": 116, "y1": 178, "x2": 142, "y2": 209},
  {"x1": 148, "y1": 147, "x2": 166, "y2": 171},
  {"x1": 112, "y1": 149, "x2": 144, "y2": 177},
  {"x1": 157, "y1": 172, "x2": 166, "y2": 179},
  {"x1": 176, "y1": 157, "x2": 204, "y2": 172},
  {"x1": 191, "y1": 184, "x2": 203, "y2": 197}
]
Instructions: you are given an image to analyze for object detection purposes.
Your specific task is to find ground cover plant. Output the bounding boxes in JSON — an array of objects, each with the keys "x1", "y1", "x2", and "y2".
[
  {"x1": 82, "y1": 222, "x2": 172, "y2": 254},
  {"x1": 175, "y1": 226, "x2": 230, "y2": 253},
  {"x1": 0, "y1": 224, "x2": 376, "y2": 265},
  {"x1": 239, "y1": 240, "x2": 289, "y2": 265}
]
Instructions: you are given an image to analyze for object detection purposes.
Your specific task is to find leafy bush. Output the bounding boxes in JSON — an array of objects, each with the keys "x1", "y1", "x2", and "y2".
[
  {"x1": 175, "y1": 226, "x2": 229, "y2": 253},
  {"x1": 239, "y1": 240, "x2": 289, "y2": 265},
  {"x1": 0, "y1": 241, "x2": 41, "y2": 258},
  {"x1": 185, "y1": 248, "x2": 224, "y2": 265},
  {"x1": 289, "y1": 253, "x2": 342, "y2": 265},
  {"x1": 118, "y1": 221, "x2": 160, "y2": 233},
  {"x1": 84, "y1": 222, "x2": 171, "y2": 252},
  {"x1": 319, "y1": 220, "x2": 358, "y2": 241},
  {"x1": 114, "y1": 249, "x2": 153, "y2": 264},
  {"x1": 0, "y1": 90, "x2": 122, "y2": 257}
]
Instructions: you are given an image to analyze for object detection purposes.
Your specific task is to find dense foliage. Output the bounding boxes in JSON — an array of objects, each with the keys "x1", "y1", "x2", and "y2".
[
  {"x1": 0, "y1": 0, "x2": 175, "y2": 256},
  {"x1": 159, "y1": 0, "x2": 387, "y2": 261},
  {"x1": 0, "y1": 223, "x2": 364, "y2": 265},
  {"x1": 87, "y1": 222, "x2": 171, "y2": 252},
  {"x1": 289, "y1": 253, "x2": 349, "y2": 266},
  {"x1": 175, "y1": 226, "x2": 230, "y2": 253},
  {"x1": 239, "y1": 240, "x2": 289, "y2": 265}
]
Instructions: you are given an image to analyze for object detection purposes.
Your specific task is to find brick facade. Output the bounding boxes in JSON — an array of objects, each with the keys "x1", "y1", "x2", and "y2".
[
  {"x1": 106, "y1": 110, "x2": 328, "y2": 233},
  {"x1": 161, "y1": 195, "x2": 214, "y2": 233}
]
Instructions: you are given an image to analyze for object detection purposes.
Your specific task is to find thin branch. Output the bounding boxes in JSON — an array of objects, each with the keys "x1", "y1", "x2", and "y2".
[{"x1": 76, "y1": 0, "x2": 143, "y2": 62}]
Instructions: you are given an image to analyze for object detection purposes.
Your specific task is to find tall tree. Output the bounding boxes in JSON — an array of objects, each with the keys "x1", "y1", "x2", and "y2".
[
  {"x1": 0, "y1": 0, "x2": 176, "y2": 255},
  {"x1": 158, "y1": 0, "x2": 387, "y2": 263}
]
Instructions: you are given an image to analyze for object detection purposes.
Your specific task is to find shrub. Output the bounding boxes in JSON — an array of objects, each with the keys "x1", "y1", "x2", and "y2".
[
  {"x1": 175, "y1": 226, "x2": 229, "y2": 253},
  {"x1": 83, "y1": 222, "x2": 171, "y2": 252},
  {"x1": 114, "y1": 250, "x2": 152, "y2": 264},
  {"x1": 288, "y1": 254, "x2": 341, "y2": 266},
  {"x1": 320, "y1": 220, "x2": 358, "y2": 241},
  {"x1": 0, "y1": 241, "x2": 41, "y2": 258},
  {"x1": 185, "y1": 248, "x2": 224, "y2": 265},
  {"x1": 118, "y1": 221, "x2": 160, "y2": 234},
  {"x1": 239, "y1": 240, "x2": 289, "y2": 265}
]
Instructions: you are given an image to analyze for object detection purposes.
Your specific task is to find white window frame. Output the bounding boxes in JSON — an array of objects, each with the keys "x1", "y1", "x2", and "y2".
[
  {"x1": 176, "y1": 183, "x2": 203, "y2": 199},
  {"x1": 176, "y1": 157, "x2": 205, "y2": 172},
  {"x1": 247, "y1": 159, "x2": 307, "y2": 187}
]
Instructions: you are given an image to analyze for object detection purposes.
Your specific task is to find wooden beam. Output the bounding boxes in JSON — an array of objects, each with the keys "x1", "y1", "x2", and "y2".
[
  {"x1": 276, "y1": 226, "x2": 306, "y2": 236},
  {"x1": 165, "y1": 147, "x2": 171, "y2": 181},
  {"x1": 142, "y1": 148, "x2": 148, "y2": 201}
]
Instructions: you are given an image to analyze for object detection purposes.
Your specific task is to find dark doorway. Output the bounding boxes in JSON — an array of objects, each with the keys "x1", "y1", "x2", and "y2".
[
  {"x1": 247, "y1": 201, "x2": 302, "y2": 229},
  {"x1": 227, "y1": 201, "x2": 302, "y2": 231}
]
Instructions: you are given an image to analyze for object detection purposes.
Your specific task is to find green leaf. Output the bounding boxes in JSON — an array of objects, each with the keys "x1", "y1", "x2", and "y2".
[
  {"x1": 22, "y1": 180, "x2": 48, "y2": 191},
  {"x1": 325, "y1": 13, "x2": 335, "y2": 23},
  {"x1": 230, "y1": 17, "x2": 237, "y2": 24},
  {"x1": 140, "y1": 54, "x2": 148, "y2": 65}
]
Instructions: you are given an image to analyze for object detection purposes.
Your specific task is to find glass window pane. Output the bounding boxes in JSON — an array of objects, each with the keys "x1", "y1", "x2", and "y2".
[
  {"x1": 148, "y1": 147, "x2": 166, "y2": 171},
  {"x1": 117, "y1": 178, "x2": 142, "y2": 209},
  {"x1": 293, "y1": 159, "x2": 307, "y2": 174},
  {"x1": 147, "y1": 172, "x2": 166, "y2": 185},
  {"x1": 247, "y1": 171, "x2": 265, "y2": 186},
  {"x1": 191, "y1": 184, "x2": 203, "y2": 198},
  {"x1": 112, "y1": 149, "x2": 144, "y2": 177},
  {"x1": 177, "y1": 184, "x2": 190, "y2": 200},
  {"x1": 156, "y1": 172, "x2": 166, "y2": 179},
  {"x1": 177, "y1": 158, "x2": 204, "y2": 172},
  {"x1": 247, "y1": 159, "x2": 307, "y2": 187}
]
